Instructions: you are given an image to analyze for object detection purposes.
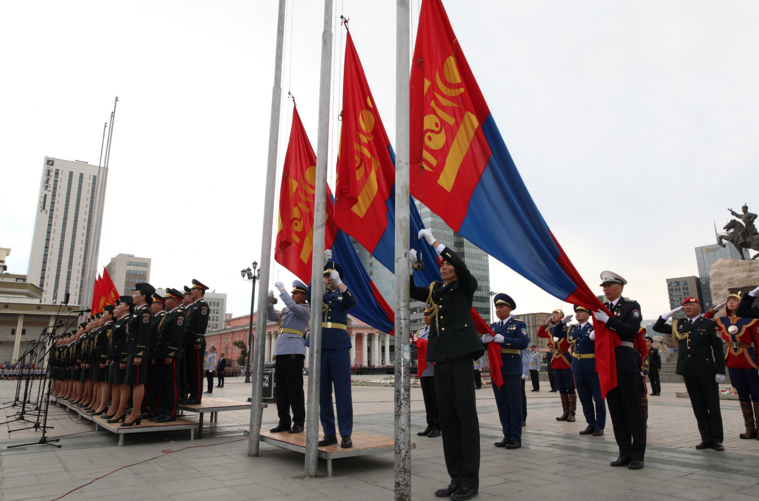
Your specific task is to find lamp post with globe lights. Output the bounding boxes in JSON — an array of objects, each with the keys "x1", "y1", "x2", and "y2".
[{"x1": 241, "y1": 262, "x2": 260, "y2": 383}]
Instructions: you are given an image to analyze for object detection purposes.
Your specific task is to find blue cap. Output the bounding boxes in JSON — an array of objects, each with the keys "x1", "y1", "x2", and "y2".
[{"x1": 494, "y1": 293, "x2": 515, "y2": 309}]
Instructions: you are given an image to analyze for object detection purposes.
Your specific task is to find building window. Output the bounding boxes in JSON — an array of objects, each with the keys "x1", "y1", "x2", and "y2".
[
  {"x1": 10, "y1": 329, "x2": 26, "y2": 336},
  {"x1": 127, "y1": 261, "x2": 149, "y2": 267},
  {"x1": 126, "y1": 269, "x2": 148, "y2": 276}
]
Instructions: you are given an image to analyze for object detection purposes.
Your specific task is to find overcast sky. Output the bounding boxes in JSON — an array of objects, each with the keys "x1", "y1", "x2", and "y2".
[{"x1": 2, "y1": 1, "x2": 758, "y2": 322}]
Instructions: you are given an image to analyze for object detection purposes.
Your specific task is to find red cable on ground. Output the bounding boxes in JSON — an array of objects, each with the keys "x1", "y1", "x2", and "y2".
[{"x1": 51, "y1": 438, "x2": 247, "y2": 501}]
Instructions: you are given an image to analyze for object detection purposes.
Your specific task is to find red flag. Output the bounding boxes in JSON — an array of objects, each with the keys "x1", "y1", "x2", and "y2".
[
  {"x1": 275, "y1": 107, "x2": 337, "y2": 282},
  {"x1": 470, "y1": 307, "x2": 503, "y2": 389},
  {"x1": 100, "y1": 268, "x2": 120, "y2": 312},
  {"x1": 91, "y1": 274, "x2": 102, "y2": 314}
]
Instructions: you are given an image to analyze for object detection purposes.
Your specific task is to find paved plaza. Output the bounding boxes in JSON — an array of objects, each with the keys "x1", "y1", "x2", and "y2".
[{"x1": 1, "y1": 377, "x2": 758, "y2": 501}]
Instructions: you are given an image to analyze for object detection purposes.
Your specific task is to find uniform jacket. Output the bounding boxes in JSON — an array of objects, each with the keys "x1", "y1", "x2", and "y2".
[
  {"x1": 567, "y1": 322, "x2": 596, "y2": 375},
  {"x1": 217, "y1": 357, "x2": 227, "y2": 372},
  {"x1": 268, "y1": 290, "x2": 309, "y2": 356},
  {"x1": 605, "y1": 297, "x2": 642, "y2": 374},
  {"x1": 149, "y1": 311, "x2": 166, "y2": 355},
  {"x1": 109, "y1": 314, "x2": 130, "y2": 363},
  {"x1": 156, "y1": 306, "x2": 187, "y2": 360},
  {"x1": 409, "y1": 246, "x2": 484, "y2": 363},
  {"x1": 96, "y1": 321, "x2": 113, "y2": 365},
  {"x1": 540, "y1": 323, "x2": 572, "y2": 370},
  {"x1": 648, "y1": 347, "x2": 661, "y2": 370},
  {"x1": 489, "y1": 317, "x2": 529, "y2": 377},
  {"x1": 705, "y1": 310, "x2": 759, "y2": 370},
  {"x1": 184, "y1": 298, "x2": 209, "y2": 347},
  {"x1": 528, "y1": 351, "x2": 542, "y2": 371},
  {"x1": 737, "y1": 293, "x2": 759, "y2": 319},
  {"x1": 204, "y1": 352, "x2": 216, "y2": 372},
  {"x1": 305, "y1": 284, "x2": 357, "y2": 350},
  {"x1": 653, "y1": 315, "x2": 725, "y2": 378},
  {"x1": 127, "y1": 304, "x2": 152, "y2": 358}
]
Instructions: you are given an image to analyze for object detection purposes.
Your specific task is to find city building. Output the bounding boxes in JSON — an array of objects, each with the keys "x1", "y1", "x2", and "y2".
[
  {"x1": 154, "y1": 288, "x2": 227, "y2": 333},
  {"x1": 26, "y1": 157, "x2": 108, "y2": 306},
  {"x1": 0, "y1": 248, "x2": 9, "y2": 273},
  {"x1": 665, "y1": 276, "x2": 703, "y2": 320},
  {"x1": 695, "y1": 243, "x2": 750, "y2": 309},
  {"x1": 516, "y1": 312, "x2": 552, "y2": 351},
  {"x1": 105, "y1": 254, "x2": 151, "y2": 295}
]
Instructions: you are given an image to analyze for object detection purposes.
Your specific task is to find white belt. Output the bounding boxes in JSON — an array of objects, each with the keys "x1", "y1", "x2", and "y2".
[{"x1": 619, "y1": 341, "x2": 634, "y2": 348}]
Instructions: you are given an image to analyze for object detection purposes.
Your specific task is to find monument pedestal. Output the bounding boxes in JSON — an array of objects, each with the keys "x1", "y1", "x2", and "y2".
[{"x1": 709, "y1": 259, "x2": 759, "y2": 304}]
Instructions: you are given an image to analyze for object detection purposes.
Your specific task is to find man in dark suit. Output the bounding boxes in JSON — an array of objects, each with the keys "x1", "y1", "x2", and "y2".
[
  {"x1": 646, "y1": 337, "x2": 661, "y2": 396},
  {"x1": 593, "y1": 271, "x2": 646, "y2": 470},
  {"x1": 217, "y1": 353, "x2": 227, "y2": 388},
  {"x1": 653, "y1": 297, "x2": 726, "y2": 451},
  {"x1": 410, "y1": 229, "x2": 484, "y2": 501}
]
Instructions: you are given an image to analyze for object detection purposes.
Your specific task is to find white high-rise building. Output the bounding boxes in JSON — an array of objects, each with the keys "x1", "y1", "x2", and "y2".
[
  {"x1": 105, "y1": 253, "x2": 151, "y2": 295},
  {"x1": 27, "y1": 157, "x2": 107, "y2": 305}
]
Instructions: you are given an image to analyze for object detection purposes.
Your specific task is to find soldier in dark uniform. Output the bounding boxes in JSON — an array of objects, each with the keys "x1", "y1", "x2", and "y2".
[
  {"x1": 151, "y1": 288, "x2": 187, "y2": 422},
  {"x1": 593, "y1": 271, "x2": 645, "y2": 470},
  {"x1": 121, "y1": 283, "x2": 154, "y2": 426},
  {"x1": 566, "y1": 305, "x2": 605, "y2": 436},
  {"x1": 181, "y1": 279, "x2": 209, "y2": 405},
  {"x1": 89, "y1": 305, "x2": 115, "y2": 416},
  {"x1": 737, "y1": 285, "x2": 759, "y2": 319},
  {"x1": 103, "y1": 296, "x2": 133, "y2": 422},
  {"x1": 410, "y1": 229, "x2": 484, "y2": 501},
  {"x1": 486, "y1": 293, "x2": 529, "y2": 449},
  {"x1": 646, "y1": 337, "x2": 661, "y2": 396},
  {"x1": 653, "y1": 297, "x2": 726, "y2": 450},
  {"x1": 307, "y1": 252, "x2": 357, "y2": 448},
  {"x1": 142, "y1": 293, "x2": 166, "y2": 419}
]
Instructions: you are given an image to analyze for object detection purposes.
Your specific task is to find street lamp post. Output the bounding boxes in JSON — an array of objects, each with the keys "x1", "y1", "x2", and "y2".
[{"x1": 241, "y1": 262, "x2": 260, "y2": 384}]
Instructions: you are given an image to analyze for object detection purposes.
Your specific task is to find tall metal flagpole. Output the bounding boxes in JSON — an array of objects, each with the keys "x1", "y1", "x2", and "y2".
[
  {"x1": 304, "y1": 0, "x2": 334, "y2": 477},
  {"x1": 248, "y1": 0, "x2": 287, "y2": 457},
  {"x1": 394, "y1": 0, "x2": 412, "y2": 499}
]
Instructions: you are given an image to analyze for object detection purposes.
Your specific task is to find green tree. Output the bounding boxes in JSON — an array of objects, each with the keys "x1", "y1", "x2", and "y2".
[{"x1": 232, "y1": 340, "x2": 248, "y2": 367}]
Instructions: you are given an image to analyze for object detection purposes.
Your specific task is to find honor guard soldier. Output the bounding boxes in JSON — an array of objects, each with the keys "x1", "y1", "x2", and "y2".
[
  {"x1": 120, "y1": 283, "x2": 154, "y2": 426},
  {"x1": 706, "y1": 293, "x2": 759, "y2": 439},
  {"x1": 539, "y1": 309, "x2": 577, "y2": 422},
  {"x1": 654, "y1": 297, "x2": 726, "y2": 450},
  {"x1": 152, "y1": 288, "x2": 187, "y2": 422},
  {"x1": 90, "y1": 305, "x2": 115, "y2": 416},
  {"x1": 182, "y1": 279, "x2": 209, "y2": 405},
  {"x1": 143, "y1": 293, "x2": 166, "y2": 419},
  {"x1": 646, "y1": 336, "x2": 661, "y2": 397},
  {"x1": 567, "y1": 305, "x2": 605, "y2": 436},
  {"x1": 267, "y1": 280, "x2": 309, "y2": 434},
  {"x1": 411, "y1": 306, "x2": 441, "y2": 438},
  {"x1": 103, "y1": 296, "x2": 134, "y2": 423},
  {"x1": 593, "y1": 271, "x2": 645, "y2": 469},
  {"x1": 634, "y1": 327, "x2": 651, "y2": 426},
  {"x1": 485, "y1": 293, "x2": 529, "y2": 449},
  {"x1": 409, "y1": 229, "x2": 484, "y2": 501},
  {"x1": 182, "y1": 286, "x2": 193, "y2": 308},
  {"x1": 308, "y1": 251, "x2": 357, "y2": 448}
]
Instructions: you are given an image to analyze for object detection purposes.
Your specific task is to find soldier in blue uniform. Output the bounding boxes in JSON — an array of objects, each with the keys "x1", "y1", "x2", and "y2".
[
  {"x1": 564, "y1": 305, "x2": 605, "y2": 436},
  {"x1": 267, "y1": 279, "x2": 310, "y2": 434},
  {"x1": 484, "y1": 293, "x2": 530, "y2": 449},
  {"x1": 307, "y1": 251, "x2": 357, "y2": 448}
]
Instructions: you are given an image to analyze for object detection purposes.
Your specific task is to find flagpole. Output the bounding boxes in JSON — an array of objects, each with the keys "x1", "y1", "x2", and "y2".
[
  {"x1": 248, "y1": 0, "x2": 287, "y2": 457},
  {"x1": 304, "y1": 0, "x2": 334, "y2": 477},
  {"x1": 394, "y1": 0, "x2": 412, "y2": 499}
]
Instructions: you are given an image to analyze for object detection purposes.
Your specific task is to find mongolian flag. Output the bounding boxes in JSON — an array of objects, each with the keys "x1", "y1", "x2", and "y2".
[
  {"x1": 334, "y1": 29, "x2": 440, "y2": 287},
  {"x1": 91, "y1": 274, "x2": 103, "y2": 314},
  {"x1": 275, "y1": 106, "x2": 394, "y2": 333},
  {"x1": 411, "y1": 0, "x2": 618, "y2": 396},
  {"x1": 100, "y1": 268, "x2": 120, "y2": 310}
]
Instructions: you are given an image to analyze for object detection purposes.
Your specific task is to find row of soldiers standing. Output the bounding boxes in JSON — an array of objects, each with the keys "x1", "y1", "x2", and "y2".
[{"x1": 49, "y1": 280, "x2": 210, "y2": 426}]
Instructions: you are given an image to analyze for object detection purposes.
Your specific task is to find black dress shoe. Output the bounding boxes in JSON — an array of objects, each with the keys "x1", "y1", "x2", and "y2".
[
  {"x1": 434, "y1": 484, "x2": 460, "y2": 498},
  {"x1": 340, "y1": 436, "x2": 352, "y2": 448},
  {"x1": 610, "y1": 457, "x2": 631, "y2": 467},
  {"x1": 155, "y1": 415, "x2": 176, "y2": 423},
  {"x1": 418, "y1": 427, "x2": 432, "y2": 436},
  {"x1": 269, "y1": 425, "x2": 290, "y2": 433},
  {"x1": 494, "y1": 437, "x2": 508, "y2": 447},
  {"x1": 121, "y1": 418, "x2": 142, "y2": 427},
  {"x1": 149, "y1": 414, "x2": 165, "y2": 422},
  {"x1": 107, "y1": 415, "x2": 126, "y2": 424},
  {"x1": 549, "y1": 389, "x2": 558, "y2": 392},
  {"x1": 289, "y1": 425, "x2": 304, "y2": 433},
  {"x1": 140, "y1": 411, "x2": 156, "y2": 419},
  {"x1": 318, "y1": 435, "x2": 337, "y2": 446},
  {"x1": 531, "y1": 389, "x2": 539, "y2": 392},
  {"x1": 428, "y1": 429, "x2": 441, "y2": 438},
  {"x1": 592, "y1": 428, "x2": 604, "y2": 436},
  {"x1": 451, "y1": 486, "x2": 478, "y2": 500},
  {"x1": 579, "y1": 426, "x2": 595, "y2": 435},
  {"x1": 183, "y1": 399, "x2": 201, "y2": 405},
  {"x1": 695, "y1": 441, "x2": 713, "y2": 450},
  {"x1": 628, "y1": 459, "x2": 644, "y2": 470},
  {"x1": 713, "y1": 442, "x2": 725, "y2": 451},
  {"x1": 505, "y1": 441, "x2": 521, "y2": 449}
]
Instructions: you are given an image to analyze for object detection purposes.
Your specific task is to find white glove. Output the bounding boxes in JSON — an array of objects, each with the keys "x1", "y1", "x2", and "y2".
[
  {"x1": 589, "y1": 332, "x2": 596, "y2": 340},
  {"x1": 324, "y1": 249, "x2": 333, "y2": 261},
  {"x1": 593, "y1": 310, "x2": 610, "y2": 323},
  {"x1": 543, "y1": 317, "x2": 551, "y2": 326},
  {"x1": 493, "y1": 334, "x2": 505, "y2": 344},
  {"x1": 521, "y1": 374, "x2": 528, "y2": 380},
  {"x1": 712, "y1": 301, "x2": 726, "y2": 312},
  {"x1": 481, "y1": 334, "x2": 494, "y2": 343},
  {"x1": 330, "y1": 269, "x2": 342, "y2": 286},
  {"x1": 641, "y1": 372, "x2": 645, "y2": 377},
  {"x1": 715, "y1": 374, "x2": 725, "y2": 383},
  {"x1": 750, "y1": 286, "x2": 759, "y2": 297},
  {"x1": 274, "y1": 281, "x2": 285, "y2": 292},
  {"x1": 561, "y1": 314, "x2": 574, "y2": 324},
  {"x1": 268, "y1": 290, "x2": 275, "y2": 299},
  {"x1": 418, "y1": 229, "x2": 435, "y2": 246},
  {"x1": 662, "y1": 306, "x2": 683, "y2": 320}
]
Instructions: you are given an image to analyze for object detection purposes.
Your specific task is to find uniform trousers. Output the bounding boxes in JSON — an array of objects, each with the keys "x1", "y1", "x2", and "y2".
[
  {"x1": 547, "y1": 365, "x2": 557, "y2": 391},
  {"x1": 158, "y1": 360, "x2": 180, "y2": 418},
  {"x1": 648, "y1": 368, "x2": 661, "y2": 395},
  {"x1": 606, "y1": 372, "x2": 646, "y2": 460},
  {"x1": 275, "y1": 354, "x2": 305, "y2": 428},
  {"x1": 575, "y1": 371, "x2": 606, "y2": 429},
  {"x1": 205, "y1": 370, "x2": 214, "y2": 393},
  {"x1": 529, "y1": 369, "x2": 540, "y2": 390},
  {"x1": 521, "y1": 378, "x2": 527, "y2": 422},
  {"x1": 473, "y1": 370, "x2": 482, "y2": 389},
  {"x1": 436, "y1": 356, "x2": 480, "y2": 489},
  {"x1": 217, "y1": 370, "x2": 225, "y2": 388},
  {"x1": 728, "y1": 367, "x2": 759, "y2": 403},
  {"x1": 493, "y1": 374, "x2": 522, "y2": 441},
  {"x1": 420, "y1": 375, "x2": 440, "y2": 430},
  {"x1": 554, "y1": 368, "x2": 575, "y2": 394},
  {"x1": 683, "y1": 376, "x2": 723, "y2": 443},
  {"x1": 319, "y1": 349, "x2": 353, "y2": 437},
  {"x1": 184, "y1": 346, "x2": 204, "y2": 402},
  {"x1": 144, "y1": 361, "x2": 162, "y2": 412}
]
